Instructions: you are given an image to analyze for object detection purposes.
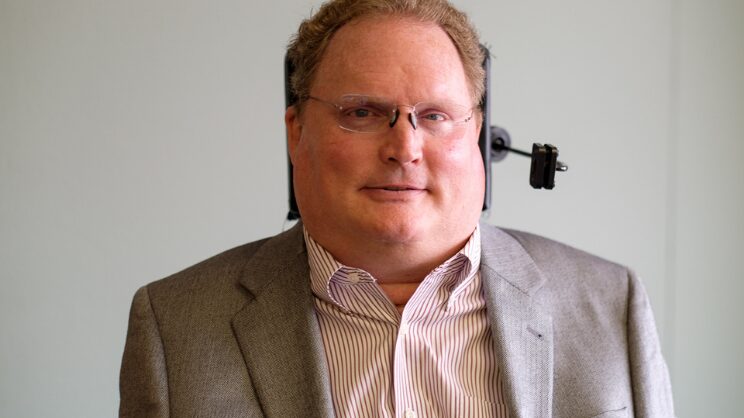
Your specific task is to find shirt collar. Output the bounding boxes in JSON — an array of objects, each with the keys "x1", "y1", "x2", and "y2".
[
  {"x1": 428, "y1": 225, "x2": 481, "y2": 304},
  {"x1": 303, "y1": 226, "x2": 481, "y2": 310}
]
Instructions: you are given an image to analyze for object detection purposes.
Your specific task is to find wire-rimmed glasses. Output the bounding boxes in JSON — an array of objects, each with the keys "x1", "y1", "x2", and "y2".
[{"x1": 306, "y1": 94, "x2": 475, "y2": 137}]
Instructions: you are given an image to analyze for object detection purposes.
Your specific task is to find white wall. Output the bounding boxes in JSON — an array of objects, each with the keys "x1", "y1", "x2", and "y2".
[
  {"x1": 671, "y1": 1, "x2": 744, "y2": 416},
  {"x1": 1, "y1": 1, "x2": 741, "y2": 417}
]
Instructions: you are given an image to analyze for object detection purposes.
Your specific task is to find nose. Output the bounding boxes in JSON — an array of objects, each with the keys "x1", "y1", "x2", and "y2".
[{"x1": 380, "y1": 107, "x2": 423, "y2": 165}]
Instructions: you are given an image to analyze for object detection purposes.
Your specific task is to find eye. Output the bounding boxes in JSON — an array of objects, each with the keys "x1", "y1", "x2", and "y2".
[
  {"x1": 348, "y1": 108, "x2": 371, "y2": 118},
  {"x1": 418, "y1": 110, "x2": 449, "y2": 122},
  {"x1": 413, "y1": 102, "x2": 454, "y2": 122},
  {"x1": 342, "y1": 105, "x2": 386, "y2": 119},
  {"x1": 415, "y1": 102, "x2": 472, "y2": 125}
]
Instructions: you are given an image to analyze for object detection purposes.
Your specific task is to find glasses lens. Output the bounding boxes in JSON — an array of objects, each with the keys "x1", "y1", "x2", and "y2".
[
  {"x1": 412, "y1": 102, "x2": 472, "y2": 137},
  {"x1": 337, "y1": 95, "x2": 392, "y2": 133}
]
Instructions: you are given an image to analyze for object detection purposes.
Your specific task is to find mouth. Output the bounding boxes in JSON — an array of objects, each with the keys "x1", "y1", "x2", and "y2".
[
  {"x1": 361, "y1": 184, "x2": 427, "y2": 201},
  {"x1": 379, "y1": 186, "x2": 421, "y2": 191},
  {"x1": 366, "y1": 184, "x2": 425, "y2": 192}
]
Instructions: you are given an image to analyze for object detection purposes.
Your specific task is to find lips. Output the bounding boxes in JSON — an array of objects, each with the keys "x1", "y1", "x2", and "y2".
[
  {"x1": 380, "y1": 186, "x2": 421, "y2": 191},
  {"x1": 366, "y1": 184, "x2": 425, "y2": 192},
  {"x1": 361, "y1": 183, "x2": 427, "y2": 201}
]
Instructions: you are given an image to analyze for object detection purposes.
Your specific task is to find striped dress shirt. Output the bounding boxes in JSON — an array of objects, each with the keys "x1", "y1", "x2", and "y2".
[{"x1": 304, "y1": 227, "x2": 509, "y2": 418}]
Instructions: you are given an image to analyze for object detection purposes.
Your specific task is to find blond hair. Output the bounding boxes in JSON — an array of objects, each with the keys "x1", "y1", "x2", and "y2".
[{"x1": 287, "y1": 0, "x2": 485, "y2": 108}]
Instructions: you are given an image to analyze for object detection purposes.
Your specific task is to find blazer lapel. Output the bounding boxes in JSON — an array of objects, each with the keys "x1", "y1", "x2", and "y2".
[
  {"x1": 231, "y1": 224, "x2": 334, "y2": 418},
  {"x1": 480, "y1": 225, "x2": 554, "y2": 418}
]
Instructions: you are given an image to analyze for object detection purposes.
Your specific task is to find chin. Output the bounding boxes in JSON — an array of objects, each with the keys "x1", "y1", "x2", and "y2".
[{"x1": 360, "y1": 215, "x2": 430, "y2": 245}]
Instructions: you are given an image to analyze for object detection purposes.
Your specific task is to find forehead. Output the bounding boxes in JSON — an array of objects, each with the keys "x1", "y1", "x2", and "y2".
[{"x1": 310, "y1": 15, "x2": 472, "y2": 104}]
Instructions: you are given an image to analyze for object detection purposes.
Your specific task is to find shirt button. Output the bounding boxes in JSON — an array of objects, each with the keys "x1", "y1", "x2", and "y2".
[
  {"x1": 404, "y1": 409, "x2": 417, "y2": 418},
  {"x1": 399, "y1": 322, "x2": 409, "y2": 335},
  {"x1": 347, "y1": 272, "x2": 359, "y2": 283}
]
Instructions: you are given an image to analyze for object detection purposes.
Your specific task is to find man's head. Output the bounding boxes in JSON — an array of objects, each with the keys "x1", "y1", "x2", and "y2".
[{"x1": 285, "y1": 0, "x2": 486, "y2": 270}]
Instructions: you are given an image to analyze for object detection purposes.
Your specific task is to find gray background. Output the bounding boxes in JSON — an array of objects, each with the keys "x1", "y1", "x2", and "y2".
[{"x1": 1, "y1": 0, "x2": 742, "y2": 416}]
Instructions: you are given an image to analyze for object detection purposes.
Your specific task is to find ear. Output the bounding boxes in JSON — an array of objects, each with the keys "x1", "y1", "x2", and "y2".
[
  {"x1": 473, "y1": 108, "x2": 484, "y2": 140},
  {"x1": 285, "y1": 105, "x2": 303, "y2": 164}
]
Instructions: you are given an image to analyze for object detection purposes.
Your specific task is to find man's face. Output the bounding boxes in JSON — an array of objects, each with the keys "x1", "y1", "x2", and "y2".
[{"x1": 287, "y1": 16, "x2": 484, "y2": 254}]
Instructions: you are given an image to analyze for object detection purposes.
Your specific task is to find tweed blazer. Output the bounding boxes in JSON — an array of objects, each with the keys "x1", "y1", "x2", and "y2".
[{"x1": 120, "y1": 223, "x2": 674, "y2": 417}]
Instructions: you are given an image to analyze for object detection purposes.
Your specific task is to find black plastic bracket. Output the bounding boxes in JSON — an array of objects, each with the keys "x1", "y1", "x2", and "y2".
[
  {"x1": 529, "y1": 143, "x2": 558, "y2": 189},
  {"x1": 490, "y1": 126, "x2": 568, "y2": 190}
]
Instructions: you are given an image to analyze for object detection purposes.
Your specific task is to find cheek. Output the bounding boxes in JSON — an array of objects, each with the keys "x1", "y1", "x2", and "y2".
[
  {"x1": 294, "y1": 129, "x2": 363, "y2": 189},
  {"x1": 430, "y1": 137, "x2": 485, "y2": 204},
  {"x1": 436, "y1": 137, "x2": 484, "y2": 177}
]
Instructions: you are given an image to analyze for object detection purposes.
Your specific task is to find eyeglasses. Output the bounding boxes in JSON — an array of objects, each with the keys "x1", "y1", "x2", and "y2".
[{"x1": 306, "y1": 94, "x2": 475, "y2": 137}]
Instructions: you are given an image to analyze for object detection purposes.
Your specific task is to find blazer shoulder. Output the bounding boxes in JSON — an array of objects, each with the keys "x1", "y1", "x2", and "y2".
[
  {"x1": 484, "y1": 225, "x2": 634, "y2": 298},
  {"x1": 500, "y1": 226, "x2": 629, "y2": 273},
  {"x1": 143, "y1": 223, "x2": 306, "y2": 308},
  {"x1": 146, "y1": 237, "x2": 268, "y2": 298}
]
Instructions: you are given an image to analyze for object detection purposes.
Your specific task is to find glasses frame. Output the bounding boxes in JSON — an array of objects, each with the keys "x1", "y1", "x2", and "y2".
[{"x1": 305, "y1": 94, "x2": 475, "y2": 137}]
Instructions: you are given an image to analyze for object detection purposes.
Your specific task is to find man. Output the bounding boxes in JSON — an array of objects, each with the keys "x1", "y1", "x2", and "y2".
[{"x1": 120, "y1": 0, "x2": 674, "y2": 417}]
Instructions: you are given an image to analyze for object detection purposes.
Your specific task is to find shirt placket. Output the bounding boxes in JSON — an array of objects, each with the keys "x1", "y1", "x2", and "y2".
[
  {"x1": 331, "y1": 268, "x2": 401, "y2": 418},
  {"x1": 392, "y1": 268, "x2": 452, "y2": 418}
]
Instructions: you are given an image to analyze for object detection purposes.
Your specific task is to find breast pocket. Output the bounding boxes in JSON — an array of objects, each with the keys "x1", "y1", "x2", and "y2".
[{"x1": 590, "y1": 407, "x2": 628, "y2": 418}]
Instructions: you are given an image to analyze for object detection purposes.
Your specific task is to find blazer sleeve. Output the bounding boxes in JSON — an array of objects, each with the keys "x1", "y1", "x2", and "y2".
[
  {"x1": 626, "y1": 270, "x2": 675, "y2": 417},
  {"x1": 119, "y1": 286, "x2": 170, "y2": 418}
]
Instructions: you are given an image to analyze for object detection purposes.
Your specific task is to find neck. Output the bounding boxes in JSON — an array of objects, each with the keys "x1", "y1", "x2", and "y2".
[
  {"x1": 306, "y1": 226, "x2": 472, "y2": 285},
  {"x1": 324, "y1": 236, "x2": 467, "y2": 315},
  {"x1": 303, "y1": 223, "x2": 477, "y2": 315}
]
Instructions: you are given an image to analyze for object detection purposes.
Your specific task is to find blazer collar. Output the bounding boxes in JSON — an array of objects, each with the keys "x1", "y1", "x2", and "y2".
[
  {"x1": 231, "y1": 222, "x2": 334, "y2": 418},
  {"x1": 479, "y1": 224, "x2": 554, "y2": 418}
]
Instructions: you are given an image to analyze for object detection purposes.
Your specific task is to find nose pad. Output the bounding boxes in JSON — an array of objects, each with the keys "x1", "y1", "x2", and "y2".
[
  {"x1": 388, "y1": 108, "x2": 418, "y2": 130},
  {"x1": 408, "y1": 112, "x2": 417, "y2": 130},
  {"x1": 389, "y1": 109, "x2": 400, "y2": 128}
]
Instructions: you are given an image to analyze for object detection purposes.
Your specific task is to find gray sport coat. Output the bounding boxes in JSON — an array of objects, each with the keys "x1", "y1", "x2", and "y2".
[{"x1": 120, "y1": 223, "x2": 674, "y2": 417}]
